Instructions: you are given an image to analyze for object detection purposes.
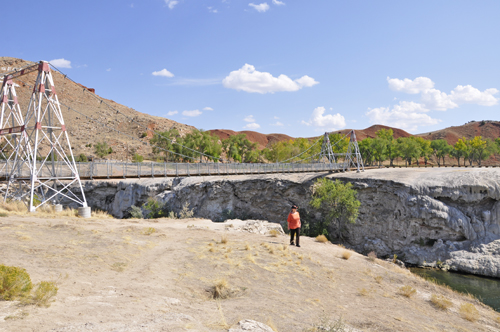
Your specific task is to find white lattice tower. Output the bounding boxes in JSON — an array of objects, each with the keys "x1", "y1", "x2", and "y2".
[
  {"x1": 318, "y1": 132, "x2": 336, "y2": 164},
  {"x1": 342, "y1": 130, "x2": 364, "y2": 172},
  {"x1": 2, "y1": 61, "x2": 87, "y2": 211}
]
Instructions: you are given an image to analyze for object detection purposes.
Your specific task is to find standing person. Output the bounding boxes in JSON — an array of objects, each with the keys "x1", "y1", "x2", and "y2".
[{"x1": 287, "y1": 205, "x2": 301, "y2": 247}]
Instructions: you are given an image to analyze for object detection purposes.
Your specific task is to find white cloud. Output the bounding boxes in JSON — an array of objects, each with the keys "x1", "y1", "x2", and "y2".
[
  {"x1": 271, "y1": 121, "x2": 284, "y2": 126},
  {"x1": 273, "y1": 116, "x2": 279, "y2": 119},
  {"x1": 244, "y1": 122, "x2": 261, "y2": 129},
  {"x1": 450, "y1": 85, "x2": 499, "y2": 106},
  {"x1": 244, "y1": 115, "x2": 256, "y2": 122},
  {"x1": 152, "y1": 68, "x2": 174, "y2": 77},
  {"x1": 167, "y1": 110, "x2": 178, "y2": 116},
  {"x1": 420, "y1": 89, "x2": 458, "y2": 111},
  {"x1": 182, "y1": 110, "x2": 202, "y2": 117},
  {"x1": 301, "y1": 107, "x2": 346, "y2": 131},
  {"x1": 222, "y1": 64, "x2": 319, "y2": 94},
  {"x1": 164, "y1": 0, "x2": 179, "y2": 9},
  {"x1": 387, "y1": 76, "x2": 434, "y2": 94},
  {"x1": 49, "y1": 58, "x2": 72, "y2": 69},
  {"x1": 249, "y1": 3, "x2": 270, "y2": 12},
  {"x1": 208, "y1": 6, "x2": 218, "y2": 13},
  {"x1": 203, "y1": 107, "x2": 214, "y2": 111},
  {"x1": 366, "y1": 101, "x2": 440, "y2": 132},
  {"x1": 272, "y1": 0, "x2": 285, "y2": 5},
  {"x1": 106, "y1": 68, "x2": 111, "y2": 72},
  {"x1": 387, "y1": 76, "x2": 499, "y2": 111}
]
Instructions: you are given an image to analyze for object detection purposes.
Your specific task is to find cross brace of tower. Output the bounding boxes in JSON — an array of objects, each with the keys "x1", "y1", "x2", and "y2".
[{"x1": 0, "y1": 61, "x2": 87, "y2": 212}]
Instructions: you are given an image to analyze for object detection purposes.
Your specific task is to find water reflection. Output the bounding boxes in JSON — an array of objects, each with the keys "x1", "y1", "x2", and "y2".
[{"x1": 410, "y1": 268, "x2": 500, "y2": 312}]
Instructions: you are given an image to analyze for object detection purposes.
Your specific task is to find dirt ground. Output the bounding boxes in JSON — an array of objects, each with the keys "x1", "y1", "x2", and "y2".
[{"x1": 1, "y1": 215, "x2": 500, "y2": 332}]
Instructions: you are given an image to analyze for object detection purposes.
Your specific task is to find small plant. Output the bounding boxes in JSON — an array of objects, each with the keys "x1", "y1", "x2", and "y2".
[
  {"x1": 32, "y1": 281, "x2": 58, "y2": 307},
  {"x1": 94, "y1": 141, "x2": 113, "y2": 158},
  {"x1": 142, "y1": 227, "x2": 156, "y2": 236},
  {"x1": 220, "y1": 235, "x2": 228, "y2": 244},
  {"x1": 316, "y1": 235, "x2": 329, "y2": 243},
  {"x1": 358, "y1": 288, "x2": 369, "y2": 296},
  {"x1": 0, "y1": 212, "x2": 8, "y2": 217},
  {"x1": 367, "y1": 251, "x2": 377, "y2": 262},
  {"x1": 398, "y1": 285, "x2": 416, "y2": 298},
  {"x1": 128, "y1": 205, "x2": 143, "y2": 219},
  {"x1": 111, "y1": 262, "x2": 127, "y2": 272},
  {"x1": 392, "y1": 254, "x2": 398, "y2": 264},
  {"x1": 141, "y1": 132, "x2": 148, "y2": 138},
  {"x1": 209, "y1": 278, "x2": 232, "y2": 299},
  {"x1": 132, "y1": 153, "x2": 144, "y2": 163},
  {"x1": 0, "y1": 264, "x2": 33, "y2": 301},
  {"x1": 269, "y1": 229, "x2": 279, "y2": 237},
  {"x1": 168, "y1": 211, "x2": 178, "y2": 219},
  {"x1": 143, "y1": 198, "x2": 166, "y2": 219},
  {"x1": 374, "y1": 276, "x2": 383, "y2": 284},
  {"x1": 341, "y1": 250, "x2": 352, "y2": 260},
  {"x1": 459, "y1": 303, "x2": 479, "y2": 322},
  {"x1": 430, "y1": 294, "x2": 452, "y2": 310},
  {"x1": 179, "y1": 202, "x2": 194, "y2": 219}
]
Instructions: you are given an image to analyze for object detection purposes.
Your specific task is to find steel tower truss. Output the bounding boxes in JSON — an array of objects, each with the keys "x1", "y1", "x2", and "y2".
[
  {"x1": 0, "y1": 61, "x2": 87, "y2": 211},
  {"x1": 318, "y1": 130, "x2": 365, "y2": 172}
]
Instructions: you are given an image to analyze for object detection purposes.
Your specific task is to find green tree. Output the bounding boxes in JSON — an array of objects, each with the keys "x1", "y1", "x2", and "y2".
[
  {"x1": 222, "y1": 133, "x2": 258, "y2": 163},
  {"x1": 430, "y1": 139, "x2": 452, "y2": 166},
  {"x1": 412, "y1": 137, "x2": 433, "y2": 165},
  {"x1": 397, "y1": 137, "x2": 422, "y2": 166},
  {"x1": 358, "y1": 138, "x2": 374, "y2": 167},
  {"x1": 309, "y1": 178, "x2": 360, "y2": 242},
  {"x1": 94, "y1": 142, "x2": 113, "y2": 158},
  {"x1": 451, "y1": 138, "x2": 468, "y2": 166},
  {"x1": 376, "y1": 129, "x2": 399, "y2": 166},
  {"x1": 150, "y1": 128, "x2": 180, "y2": 162},
  {"x1": 370, "y1": 138, "x2": 387, "y2": 167}
]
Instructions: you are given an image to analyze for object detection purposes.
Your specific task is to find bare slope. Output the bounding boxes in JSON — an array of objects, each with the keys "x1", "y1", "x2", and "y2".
[
  {"x1": 416, "y1": 120, "x2": 500, "y2": 145},
  {"x1": 0, "y1": 57, "x2": 195, "y2": 160},
  {"x1": 1, "y1": 215, "x2": 499, "y2": 331}
]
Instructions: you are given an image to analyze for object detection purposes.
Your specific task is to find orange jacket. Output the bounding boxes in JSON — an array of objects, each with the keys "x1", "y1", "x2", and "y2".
[{"x1": 287, "y1": 212, "x2": 301, "y2": 229}]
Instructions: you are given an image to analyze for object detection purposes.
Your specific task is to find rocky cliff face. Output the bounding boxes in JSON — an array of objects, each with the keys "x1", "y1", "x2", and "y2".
[{"x1": 78, "y1": 168, "x2": 500, "y2": 278}]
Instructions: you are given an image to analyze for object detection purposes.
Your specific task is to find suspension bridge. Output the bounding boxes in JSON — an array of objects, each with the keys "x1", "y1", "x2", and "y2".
[{"x1": 0, "y1": 60, "x2": 364, "y2": 212}]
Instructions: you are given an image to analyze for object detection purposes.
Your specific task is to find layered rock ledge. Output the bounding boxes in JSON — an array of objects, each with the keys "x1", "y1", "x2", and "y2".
[{"x1": 78, "y1": 168, "x2": 500, "y2": 278}]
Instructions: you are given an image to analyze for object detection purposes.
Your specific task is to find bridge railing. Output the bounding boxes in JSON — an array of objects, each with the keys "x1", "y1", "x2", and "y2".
[{"x1": 0, "y1": 160, "x2": 346, "y2": 180}]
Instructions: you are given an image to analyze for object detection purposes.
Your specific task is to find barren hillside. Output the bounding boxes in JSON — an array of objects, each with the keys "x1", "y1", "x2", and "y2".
[{"x1": 416, "y1": 121, "x2": 500, "y2": 145}]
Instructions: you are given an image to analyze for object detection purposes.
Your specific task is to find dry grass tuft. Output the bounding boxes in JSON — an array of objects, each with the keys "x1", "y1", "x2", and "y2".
[
  {"x1": 398, "y1": 285, "x2": 417, "y2": 298},
  {"x1": 244, "y1": 243, "x2": 252, "y2": 251},
  {"x1": 0, "y1": 264, "x2": 33, "y2": 300},
  {"x1": 367, "y1": 251, "x2": 377, "y2": 262},
  {"x1": 142, "y1": 227, "x2": 156, "y2": 236},
  {"x1": 341, "y1": 250, "x2": 352, "y2": 260},
  {"x1": 32, "y1": 281, "x2": 58, "y2": 307},
  {"x1": 315, "y1": 235, "x2": 329, "y2": 243},
  {"x1": 220, "y1": 235, "x2": 228, "y2": 244},
  {"x1": 269, "y1": 229, "x2": 280, "y2": 237},
  {"x1": 430, "y1": 294, "x2": 452, "y2": 310},
  {"x1": 358, "y1": 288, "x2": 370, "y2": 296},
  {"x1": 459, "y1": 303, "x2": 479, "y2": 322},
  {"x1": 266, "y1": 318, "x2": 279, "y2": 332},
  {"x1": 374, "y1": 276, "x2": 383, "y2": 284}
]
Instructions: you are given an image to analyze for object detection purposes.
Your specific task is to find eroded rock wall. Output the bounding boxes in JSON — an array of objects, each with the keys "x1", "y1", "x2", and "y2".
[{"x1": 77, "y1": 168, "x2": 500, "y2": 277}]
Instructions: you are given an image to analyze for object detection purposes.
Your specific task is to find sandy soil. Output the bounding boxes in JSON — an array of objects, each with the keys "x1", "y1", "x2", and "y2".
[{"x1": 1, "y1": 215, "x2": 499, "y2": 332}]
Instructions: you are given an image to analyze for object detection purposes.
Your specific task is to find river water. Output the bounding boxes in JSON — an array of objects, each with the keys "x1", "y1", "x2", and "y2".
[{"x1": 410, "y1": 268, "x2": 500, "y2": 312}]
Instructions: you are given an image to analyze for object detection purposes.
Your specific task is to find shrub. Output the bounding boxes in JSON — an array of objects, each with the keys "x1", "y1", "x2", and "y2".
[
  {"x1": 75, "y1": 153, "x2": 88, "y2": 162},
  {"x1": 143, "y1": 198, "x2": 166, "y2": 219},
  {"x1": 460, "y1": 303, "x2": 479, "y2": 322},
  {"x1": 398, "y1": 285, "x2": 416, "y2": 298},
  {"x1": 367, "y1": 251, "x2": 377, "y2": 262},
  {"x1": 220, "y1": 235, "x2": 228, "y2": 244},
  {"x1": 168, "y1": 211, "x2": 178, "y2": 219},
  {"x1": 341, "y1": 250, "x2": 352, "y2": 260},
  {"x1": 95, "y1": 142, "x2": 113, "y2": 158},
  {"x1": 0, "y1": 264, "x2": 33, "y2": 301},
  {"x1": 32, "y1": 281, "x2": 58, "y2": 307},
  {"x1": 316, "y1": 235, "x2": 329, "y2": 243},
  {"x1": 129, "y1": 205, "x2": 143, "y2": 219},
  {"x1": 430, "y1": 294, "x2": 452, "y2": 310},
  {"x1": 132, "y1": 153, "x2": 143, "y2": 163},
  {"x1": 179, "y1": 202, "x2": 194, "y2": 219}
]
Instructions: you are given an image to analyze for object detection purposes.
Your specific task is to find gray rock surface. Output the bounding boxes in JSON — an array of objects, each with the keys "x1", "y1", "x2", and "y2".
[
  {"x1": 228, "y1": 319, "x2": 274, "y2": 332},
  {"x1": 74, "y1": 167, "x2": 500, "y2": 278}
]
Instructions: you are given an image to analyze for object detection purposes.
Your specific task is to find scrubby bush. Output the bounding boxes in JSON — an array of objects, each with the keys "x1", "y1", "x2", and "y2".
[
  {"x1": 178, "y1": 202, "x2": 194, "y2": 219},
  {"x1": 143, "y1": 198, "x2": 167, "y2": 219},
  {"x1": 132, "y1": 153, "x2": 144, "y2": 163},
  {"x1": 32, "y1": 281, "x2": 58, "y2": 307},
  {"x1": 460, "y1": 303, "x2": 479, "y2": 322},
  {"x1": 129, "y1": 205, "x2": 143, "y2": 219},
  {"x1": 316, "y1": 235, "x2": 329, "y2": 243},
  {"x1": 0, "y1": 264, "x2": 33, "y2": 300},
  {"x1": 430, "y1": 294, "x2": 452, "y2": 310},
  {"x1": 398, "y1": 285, "x2": 416, "y2": 298}
]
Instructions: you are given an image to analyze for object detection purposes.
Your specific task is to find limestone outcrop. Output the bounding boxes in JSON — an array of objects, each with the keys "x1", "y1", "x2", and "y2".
[{"x1": 76, "y1": 168, "x2": 500, "y2": 278}]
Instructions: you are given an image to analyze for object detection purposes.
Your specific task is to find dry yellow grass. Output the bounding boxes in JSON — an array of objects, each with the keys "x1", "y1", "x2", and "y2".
[
  {"x1": 0, "y1": 200, "x2": 112, "y2": 219},
  {"x1": 315, "y1": 235, "x2": 328, "y2": 243},
  {"x1": 341, "y1": 250, "x2": 352, "y2": 260},
  {"x1": 459, "y1": 303, "x2": 479, "y2": 322},
  {"x1": 430, "y1": 294, "x2": 453, "y2": 310},
  {"x1": 374, "y1": 276, "x2": 383, "y2": 284},
  {"x1": 398, "y1": 285, "x2": 417, "y2": 298},
  {"x1": 220, "y1": 235, "x2": 228, "y2": 244},
  {"x1": 358, "y1": 288, "x2": 370, "y2": 296},
  {"x1": 367, "y1": 251, "x2": 377, "y2": 262},
  {"x1": 269, "y1": 229, "x2": 280, "y2": 237}
]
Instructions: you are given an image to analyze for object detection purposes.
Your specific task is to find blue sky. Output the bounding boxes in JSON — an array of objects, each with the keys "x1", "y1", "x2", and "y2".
[{"x1": 5, "y1": 0, "x2": 500, "y2": 137}]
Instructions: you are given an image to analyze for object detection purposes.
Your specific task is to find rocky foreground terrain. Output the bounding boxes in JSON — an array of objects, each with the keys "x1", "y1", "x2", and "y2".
[
  {"x1": 1, "y1": 215, "x2": 499, "y2": 331},
  {"x1": 77, "y1": 168, "x2": 500, "y2": 279}
]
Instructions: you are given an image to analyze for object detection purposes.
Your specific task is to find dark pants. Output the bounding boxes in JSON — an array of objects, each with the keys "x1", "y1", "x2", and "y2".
[{"x1": 290, "y1": 228, "x2": 300, "y2": 245}]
